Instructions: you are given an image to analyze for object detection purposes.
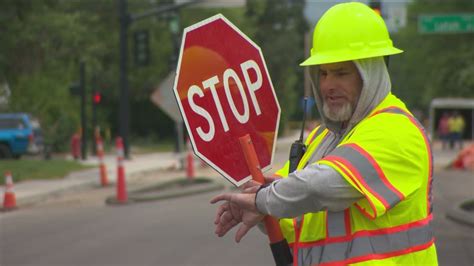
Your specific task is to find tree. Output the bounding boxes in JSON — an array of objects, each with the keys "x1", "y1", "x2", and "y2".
[
  {"x1": 0, "y1": 0, "x2": 179, "y2": 150},
  {"x1": 246, "y1": 0, "x2": 308, "y2": 135},
  {"x1": 390, "y1": 0, "x2": 474, "y2": 112},
  {"x1": 0, "y1": 0, "x2": 310, "y2": 151},
  {"x1": 0, "y1": 0, "x2": 94, "y2": 150}
]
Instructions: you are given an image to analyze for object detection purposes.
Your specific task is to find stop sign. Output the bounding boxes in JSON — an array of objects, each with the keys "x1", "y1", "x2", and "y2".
[{"x1": 173, "y1": 14, "x2": 281, "y2": 186}]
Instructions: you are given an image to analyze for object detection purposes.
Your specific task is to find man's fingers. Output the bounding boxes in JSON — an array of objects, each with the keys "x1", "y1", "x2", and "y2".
[
  {"x1": 235, "y1": 224, "x2": 252, "y2": 243},
  {"x1": 210, "y1": 193, "x2": 232, "y2": 204},
  {"x1": 216, "y1": 219, "x2": 239, "y2": 237},
  {"x1": 214, "y1": 203, "x2": 229, "y2": 224},
  {"x1": 220, "y1": 210, "x2": 234, "y2": 224}
]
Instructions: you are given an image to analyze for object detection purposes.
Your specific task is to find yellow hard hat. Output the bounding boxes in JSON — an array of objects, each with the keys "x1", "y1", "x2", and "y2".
[{"x1": 300, "y1": 2, "x2": 403, "y2": 66}]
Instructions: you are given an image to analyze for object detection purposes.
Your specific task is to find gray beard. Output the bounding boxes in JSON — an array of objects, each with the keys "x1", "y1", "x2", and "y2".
[{"x1": 323, "y1": 101, "x2": 353, "y2": 122}]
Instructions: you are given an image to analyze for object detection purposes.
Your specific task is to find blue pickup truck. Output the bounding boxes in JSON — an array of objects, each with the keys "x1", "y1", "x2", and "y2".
[{"x1": 0, "y1": 113, "x2": 44, "y2": 159}]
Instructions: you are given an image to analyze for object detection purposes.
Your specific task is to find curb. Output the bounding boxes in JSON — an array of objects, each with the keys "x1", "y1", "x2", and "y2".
[
  {"x1": 17, "y1": 178, "x2": 98, "y2": 207},
  {"x1": 15, "y1": 164, "x2": 178, "y2": 207},
  {"x1": 105, "y1": 177, "x2": 224, "y2": 205},
  {"x1": 446, "y1": 199, "x2": 474, "y2": 227}
]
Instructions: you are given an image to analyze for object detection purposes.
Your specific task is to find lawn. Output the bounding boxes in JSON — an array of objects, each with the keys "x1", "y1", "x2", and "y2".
[
  {"x1": 0, "y1": 159, "x2": 93, "y2": 185},
  {"x1": 130, "y1": 140, "x2": 176, "y2": 154}
]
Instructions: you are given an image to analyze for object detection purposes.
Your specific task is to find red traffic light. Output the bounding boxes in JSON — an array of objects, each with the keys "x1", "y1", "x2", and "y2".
[
  {"x1": 93, "y1": 92, "x2": 102, "y2": 104},
  {"x1": 369, "y1": 1, "x2": 382, "y2": 16},
  {"x1": 372, "y1": 7, "x2": 381, "y2": 16}
]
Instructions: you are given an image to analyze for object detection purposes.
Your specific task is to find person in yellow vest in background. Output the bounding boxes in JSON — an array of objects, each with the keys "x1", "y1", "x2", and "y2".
[
  {"x1": 211, "y1": 2, "x2": 438, "y2": 265},
  {"x1": 448, "y1": 111, "x2": 465, "y2": 150}
]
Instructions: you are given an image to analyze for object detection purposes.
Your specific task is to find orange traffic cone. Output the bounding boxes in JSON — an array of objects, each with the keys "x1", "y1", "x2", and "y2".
[
  {"x1": 2, "y1": 171, "x2": 17, "y2": 211},
  {"x1": 116, "y1": 137, "x2": 128, "y2": 203},
  {"x1": 186, "y1": 139, "x2": 194, "y2": 180},
  {"x1": 96, "y1": 136, "x2": 109, "y2": 187}
]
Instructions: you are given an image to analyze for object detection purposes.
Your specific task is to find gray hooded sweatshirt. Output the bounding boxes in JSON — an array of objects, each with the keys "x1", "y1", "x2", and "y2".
[{"x1": 255, "y1": 57, "x2": 392, "y2": 218}]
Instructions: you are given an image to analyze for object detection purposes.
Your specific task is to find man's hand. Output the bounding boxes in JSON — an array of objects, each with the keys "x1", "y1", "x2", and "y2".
[
  {"x1": 240, "y1": 175, "x2": 281, "y2": 192},
  {"x1": 210, "y1": 192, "x2": 265, "y2": 243}
]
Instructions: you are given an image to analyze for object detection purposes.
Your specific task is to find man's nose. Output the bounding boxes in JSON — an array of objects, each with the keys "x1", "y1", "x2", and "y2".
[{"x1": 321, "y1": 75, "x2": 338, "y2": 91}]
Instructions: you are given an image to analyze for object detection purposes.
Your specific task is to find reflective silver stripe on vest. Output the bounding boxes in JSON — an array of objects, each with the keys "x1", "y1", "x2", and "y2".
[
  {"x1": 330, "y1": 145, "x2": 403, "y2": 208},
  {"x1": 308, "y1": 125, "x2": 327, "y2": 144},
  {"x1": 297, "y1": 221, "x2": 433, "y2": 265},
  {"x1": 314, "y1": 125, "x2": 326, "y2": 139},
  {"x1": 326, "y1": 211, "x2": 346, "y2": 238},
  {"x1": 377, "y1": 107, "x2": 434, "y2": 214}
]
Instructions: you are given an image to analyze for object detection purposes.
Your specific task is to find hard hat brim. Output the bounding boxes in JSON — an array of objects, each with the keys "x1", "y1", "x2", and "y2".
[{"x1": 300, "y1": 47, "x2": 403, "y2": 66}]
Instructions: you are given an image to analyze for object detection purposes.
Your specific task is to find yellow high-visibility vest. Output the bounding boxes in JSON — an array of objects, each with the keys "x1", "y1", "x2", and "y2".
[
  {"x1": 275, "y1": 93, "x2": 437, "y2": 266},
  {"x1": 448, "y1": 117, "x2": 465, "y2": 133}
]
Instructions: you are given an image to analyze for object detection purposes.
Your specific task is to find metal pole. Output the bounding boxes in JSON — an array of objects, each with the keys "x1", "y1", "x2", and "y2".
[
  {"x1": 471, "y1": 109, "x2": 473, "y2": 141},
  {"x1": 116, "y1": 0, "x2": 200, "y2": 160},
  {"x1": 429, "y1": 105, "x2": 434, "y2": 141},
  {"x1": 130, "y1": 0, "x2": 201, "y2": 22},
  {"x1": 118, "y1": 0, "x2": 131, "y2": 159},
  {"x1": 80, "y1": 61, "x2": 88, "y2": 160},
  {"x1": 176, "y1": 121, "x2": 185, "y2": 169},
  {"x1": 92, "y1": 89, "x2": 97, "y2": 156}
]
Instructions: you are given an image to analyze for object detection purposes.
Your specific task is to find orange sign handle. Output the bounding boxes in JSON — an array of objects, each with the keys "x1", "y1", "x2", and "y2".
[{"x1": 239, "y1": 134, "x2": 292, "y2": 266}]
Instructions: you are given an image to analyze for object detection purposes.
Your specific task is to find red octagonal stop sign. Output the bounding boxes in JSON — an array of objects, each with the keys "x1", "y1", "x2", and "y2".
[{"x1": 173, "y1": 14, "x2": 281, "y2": 186}]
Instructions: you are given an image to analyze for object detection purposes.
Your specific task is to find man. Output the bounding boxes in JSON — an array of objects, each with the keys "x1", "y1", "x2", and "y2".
[
  {"x1": 211, "y1": 2, "x2": 438, "y2": 265},
  {"x1": 448, "y1": 111, "x2": 465, "y2": 150},
  {"x1": 437, "y1": 112, "x2": 450, "y2": 150}
]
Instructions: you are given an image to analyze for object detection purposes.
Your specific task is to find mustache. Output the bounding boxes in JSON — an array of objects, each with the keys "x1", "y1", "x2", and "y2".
[{"x1": 323, "y1": 92, "x2": 347, "y2": 98}]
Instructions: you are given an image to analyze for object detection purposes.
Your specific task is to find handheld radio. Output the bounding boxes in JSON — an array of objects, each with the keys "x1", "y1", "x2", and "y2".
[{"x1": 288, "y1": 97, "x2": 308, "y2": 173}]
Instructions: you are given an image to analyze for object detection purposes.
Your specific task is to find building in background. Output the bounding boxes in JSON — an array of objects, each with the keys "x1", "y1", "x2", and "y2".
[{"x1": 304, "y1": 0, "x2": 410, "y2": 33}]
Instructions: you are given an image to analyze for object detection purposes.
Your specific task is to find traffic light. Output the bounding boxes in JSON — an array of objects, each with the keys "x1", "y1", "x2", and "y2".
[
  {"x1": 69, "y1": 81, "x2": 81, "y2": 96},
  {"x1": 92, "y1": 91, "x2": 102, "y2": 105},
  {"x1": 133, "y1": 30, "x2": 150, "y2": 66},
  {"x1": 368, "y1": 0, "x2": 382, "y2": 16}
]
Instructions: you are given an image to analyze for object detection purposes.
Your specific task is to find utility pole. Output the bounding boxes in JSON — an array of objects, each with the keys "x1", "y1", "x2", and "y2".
[
  {"x1": 117, "y1": 0, "x2": 200, "y2": 159},
  {"x1": 80, "y1": 61, "x2": 87, "y2": 160},
  {"x1": 118, "y1": 0, "x2": 131, "y2": 159},
  {"x1": 91, "y1": 77, "x2": 99, "y2": 156}
]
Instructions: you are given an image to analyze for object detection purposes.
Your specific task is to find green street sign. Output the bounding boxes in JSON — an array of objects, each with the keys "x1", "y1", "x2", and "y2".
[{"x1": 419, "y1": 14, "x2": 474, "y2": 34}]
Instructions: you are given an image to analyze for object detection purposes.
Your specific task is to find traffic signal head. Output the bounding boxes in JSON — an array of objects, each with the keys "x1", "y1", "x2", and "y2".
[
  {"x1": 69, "y1": 82, "x2": 81, "y2": 96},
  {"x1": 369, "y1": 0, "x2": 382, "y2": 16},
  {"x1": 133, "y1": 30, "x2": 150, "y2": 66},
  {"x1": 93, "y1": 92, "x2": 102, "y2": 104}
]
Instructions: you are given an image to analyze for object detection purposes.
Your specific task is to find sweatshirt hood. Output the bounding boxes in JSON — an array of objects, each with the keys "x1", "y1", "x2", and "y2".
[{"x1": 311, "y1": 57, "x2": 391, "y2": 135}]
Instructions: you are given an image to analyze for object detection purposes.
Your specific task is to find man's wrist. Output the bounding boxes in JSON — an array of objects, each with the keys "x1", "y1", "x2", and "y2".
[{"x1": 254, "y1": 183, "x2": 270, "y2": 214}]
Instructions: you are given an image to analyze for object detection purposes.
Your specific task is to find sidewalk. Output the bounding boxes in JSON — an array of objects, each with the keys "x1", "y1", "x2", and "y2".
[{"x1": 0, "y1": 152, "x2": 181, "y2": 207}]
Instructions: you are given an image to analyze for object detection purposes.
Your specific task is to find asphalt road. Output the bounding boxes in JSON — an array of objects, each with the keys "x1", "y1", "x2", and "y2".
[
  {"x1": 1, "y1": 137, "x2": 293, "y2": 266},
  {"x1": 430, "y1": 169, "x2": 474, "y2": 266},
  {"x1": 1, "y1": 186, "x2": 272, "y2": 266}
]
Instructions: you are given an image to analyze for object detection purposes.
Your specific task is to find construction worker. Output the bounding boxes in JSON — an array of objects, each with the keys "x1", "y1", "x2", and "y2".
[
  {"x1": 448, "y1": 111, "x2": 465, "y2": 150},
  {"x1": 211, "y1": 2, "x2": 438, "y2": 265}
]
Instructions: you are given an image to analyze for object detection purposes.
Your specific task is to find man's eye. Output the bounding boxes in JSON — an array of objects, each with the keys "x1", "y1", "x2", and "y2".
[
  {"x1": 319, "y1": 71, "x2": 327, "y2": 77},
  {"x1": 337, "y1": 72, "x2": 348, "y2": 76}
]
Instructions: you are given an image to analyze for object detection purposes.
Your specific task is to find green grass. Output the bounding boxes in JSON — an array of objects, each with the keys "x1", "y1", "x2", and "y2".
[
  {"x1": 130, "y1": 141, "x2": 176, "y2": 154},
  {"x1": 0, "y1": 159, "x2": 93, "y2": 185}
]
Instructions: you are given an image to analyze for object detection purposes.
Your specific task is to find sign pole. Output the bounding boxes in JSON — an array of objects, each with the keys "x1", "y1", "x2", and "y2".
[{"x1": 239, "y1": 134, "x2": 292, "y2": 266}]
